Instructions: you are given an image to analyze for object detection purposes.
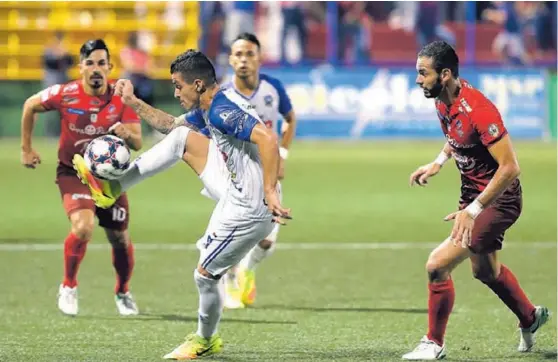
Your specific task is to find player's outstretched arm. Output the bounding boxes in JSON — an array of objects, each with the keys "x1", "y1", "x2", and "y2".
[
  {"x1": 409, "y1": 142, "x2": 452, "y2": 186},
  {"x1": 250, "y1": 123, "x2": 291, "y2": 223},
  {"x1": 20, "y1": 93, "x2": 48, "y2": 169},
  {"x1": 114, "y1": 79, "x2": 180, "y2": 134}
]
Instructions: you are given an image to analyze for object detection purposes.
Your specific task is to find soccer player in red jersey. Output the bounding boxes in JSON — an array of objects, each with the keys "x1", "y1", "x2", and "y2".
[
  {"x1": 20, "y1": 39, "x2": 143, "y2": 316},
  {"x1": 403, "y1": 41, "x2": 550, "y2": 360}
]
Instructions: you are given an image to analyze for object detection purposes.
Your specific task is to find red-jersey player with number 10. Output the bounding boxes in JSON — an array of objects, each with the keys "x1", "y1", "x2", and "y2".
[{"x1": 20, "y1": 39, "x2": 143, "y2": 317}]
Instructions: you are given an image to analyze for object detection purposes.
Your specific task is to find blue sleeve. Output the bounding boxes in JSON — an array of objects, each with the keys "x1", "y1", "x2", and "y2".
[
  {"x1": 262, "y1": 74, "x2": 293, "y2": 116},
  {"x1": 209, "y1": 98, "x2": 260, "y2": 142},
  {"x1": 183, "y1": 109, "x2": 206, "y2": 131}
]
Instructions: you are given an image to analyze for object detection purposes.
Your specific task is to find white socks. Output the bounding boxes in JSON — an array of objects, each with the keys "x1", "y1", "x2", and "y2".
[
  {"x1": 194, "y1": 269, "x2": 223, "y2": 339},
  {"x1": 118, "y1": 126, "x2": 190, "y2": 192},
  {"x1": 239, "y1": 243, "x2": 276, "y2": 271}
]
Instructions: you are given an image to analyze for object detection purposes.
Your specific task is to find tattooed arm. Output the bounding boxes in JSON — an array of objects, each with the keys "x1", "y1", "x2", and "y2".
[{"x1": 114, "y1": 79, "x2": 182, "y2": 134}]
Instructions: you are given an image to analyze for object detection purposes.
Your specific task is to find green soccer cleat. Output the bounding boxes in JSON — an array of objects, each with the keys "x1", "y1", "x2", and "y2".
[
  {"x1": 72, "y1": 154, "x2": 121, "y2": 209},
  {"x1": 163, "y1": 333, "x2": 223, "y2": 360}
]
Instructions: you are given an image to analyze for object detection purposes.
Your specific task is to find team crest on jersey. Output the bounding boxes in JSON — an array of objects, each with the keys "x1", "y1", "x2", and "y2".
[
  {"x1": 91, "y1": 113, "x2": 98, "y2": 123},
  {"x1": 264, "y1": 95, "x2": 273, "y2": 107},
  {"x1": 108, "y1": 104, "x2": 116, "y2": 113},
  {"x1": 488, "y1": 123, "x2": 499, "y2": 137}
]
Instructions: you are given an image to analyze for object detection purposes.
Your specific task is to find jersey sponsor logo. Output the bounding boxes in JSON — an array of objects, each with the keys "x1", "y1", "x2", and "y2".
[
  {"x1": 62, "y1": 96, "x2": 79, "y2": 105},
  {"x1": 69, "y1": 123, "x2": 107, "y2": 136},
  {"x1": 445, "y1": 134, "x2": 476, "y2": 149},
  {"x1": 67, "y1": 108, "x2": 86, "y2": 115},
  {"x1": 452, "y1": 153, "x2": 476, "y2": 172},
  {"x1": 71, "y1": 193, "x2": 92, "y2": 200},
  {"x1": 460, "y1": 98, "x2": 472, "y2": 112},
  {"x1": 63, "y1": 83, "x2": 79, "y2": 93},
  {"x1": 488, "y1": 123, "x2": 500, "y2": 137},
  {"x1": 219, "y1": 111, "x2": 231, "y2": 122}
]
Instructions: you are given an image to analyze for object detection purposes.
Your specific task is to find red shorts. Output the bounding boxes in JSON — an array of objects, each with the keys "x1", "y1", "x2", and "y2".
[
  {"x1": 460, "y1": 194, "x2": 522, "y2": 254},
  {"x1": 56, "y1": 168, "x2": 130, "y2": 231}
]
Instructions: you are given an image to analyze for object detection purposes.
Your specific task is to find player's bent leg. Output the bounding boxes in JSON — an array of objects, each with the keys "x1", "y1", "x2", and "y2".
[
  {"x1": 163, "y1": 266, "x2": 224, "y2": 360},
  {"x1": 470, "y1": 252, "x2": 549, "y2": 352},
  {"x1": 403, "y1": 237, "x2": 470, "y2": 360},
  {"x1": 104, "y1": 228, "x2": 138, "y2": 316},
  {"x1": 59, "y1": 208, "x2": 95, "y2": 316}
]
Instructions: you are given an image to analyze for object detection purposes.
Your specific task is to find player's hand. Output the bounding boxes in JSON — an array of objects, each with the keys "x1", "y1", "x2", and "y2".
[
  {"x1": 409, "y1": 162, "x2": 441, "y2": 186},
  {"x1": 278, "y1": 158, "x2": 285, "y2": 180},
  {"x1": 21, "y1": 147, "x2": 41, "y2": 169},
  {"x1": 265, "y1": 190, "x2": 292, "y2": 225},
  {"x1": 114, "y1": 79, "x2": 137, "y2": 105},
  {"x1": 444, "y1": 210, "x2": 474, "y2": 249},
  {"x1": 108, "y1": 122, "x2": 131, "y2": 141}
]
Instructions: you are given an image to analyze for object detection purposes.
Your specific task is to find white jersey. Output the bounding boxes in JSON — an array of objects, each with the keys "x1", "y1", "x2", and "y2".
[
  {"x1": 205, "y1": 87, "x2": 271, "y2": 221},
  {"x1": 224, "y1": 73, "x2": 293, "y2": 132}
]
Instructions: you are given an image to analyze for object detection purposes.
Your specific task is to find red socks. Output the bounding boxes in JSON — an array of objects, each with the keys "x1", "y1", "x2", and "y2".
[
  {"x1": 63, "y1": 233, "x2": 88, "y2": 288},
  {"x1": 112, "y1": 243, "x2": 135, "y2": 294},
  {"x1": 482, "y1": 264, "x2": 536, "y2": 328},
  {"x1": 427, "y1": 278, "x2": 455, "y2": 346}
]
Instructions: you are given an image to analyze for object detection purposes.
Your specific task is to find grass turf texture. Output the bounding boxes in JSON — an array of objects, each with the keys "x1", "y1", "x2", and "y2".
[{"x1": 0, "y1": 139, "x2": 555, "y2": 361}]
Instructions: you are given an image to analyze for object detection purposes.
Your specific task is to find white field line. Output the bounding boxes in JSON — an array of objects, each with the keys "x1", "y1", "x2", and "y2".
[{"x1": 0, "y1": 242, "x2": 554, "y2": 251}]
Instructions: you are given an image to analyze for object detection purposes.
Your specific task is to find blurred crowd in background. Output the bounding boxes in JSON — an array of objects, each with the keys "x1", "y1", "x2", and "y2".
[{"x1": 0, "y1": 1, "x2": 555, "y2": 137}]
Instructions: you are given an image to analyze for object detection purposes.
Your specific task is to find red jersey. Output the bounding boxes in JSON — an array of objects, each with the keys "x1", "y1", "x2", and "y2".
[
  {"x1": 435, "y1": 79, "x2": 521, "y2": 205},
  {"x1": 40, "y1": 80, "x2": 140, "y2": 169}
]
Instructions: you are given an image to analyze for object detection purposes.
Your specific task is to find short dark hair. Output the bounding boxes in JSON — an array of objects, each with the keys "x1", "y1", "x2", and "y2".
[
  {"x1": 80, "y1": 39, "x2": 110, "y2": 61},
  {"x1": 170, "y1": 49, "x2": 217, "y2": 85},
  {"x1": 232, "y1": 32, "x2": 261, "y2": 50},
  {"x1": 418, "y1": 41, "x2": 459, "y2": 78}
]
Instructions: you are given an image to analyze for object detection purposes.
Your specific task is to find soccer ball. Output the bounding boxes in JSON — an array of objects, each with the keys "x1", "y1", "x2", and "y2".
[{"x1": 84, "y1": 135, "x2": 131, "y2": 180}]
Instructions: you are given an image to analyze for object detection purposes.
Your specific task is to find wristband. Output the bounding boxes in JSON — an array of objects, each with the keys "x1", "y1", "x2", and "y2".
[
  {"x1": 279, "y1": 147, "x2": 289, "y2": 160},
  {"x1": 434, "y1": 151, "x2": 450, "y2": 166},
  {"x1": 465, "y1": 199, "x2": 484, "y2": 219}
]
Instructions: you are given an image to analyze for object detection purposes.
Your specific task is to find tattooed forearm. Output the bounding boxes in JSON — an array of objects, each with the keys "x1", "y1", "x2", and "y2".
[{"x1": 128, "y1": 98, "x2": 178, "y2": 134}]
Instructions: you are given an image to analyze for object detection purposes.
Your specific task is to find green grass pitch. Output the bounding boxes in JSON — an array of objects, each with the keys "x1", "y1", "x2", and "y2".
[{"x1": 0, "y1": 138, "x2": 555, "y2": 361}]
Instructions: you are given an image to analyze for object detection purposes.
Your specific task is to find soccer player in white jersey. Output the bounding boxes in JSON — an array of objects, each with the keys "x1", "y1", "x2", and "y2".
[
  {"x1": 220, "y1": 32, "x2": 297, "y2": 309},
  {"x1": 74, "y1": 50, "x2": 291, "y2": 359}
]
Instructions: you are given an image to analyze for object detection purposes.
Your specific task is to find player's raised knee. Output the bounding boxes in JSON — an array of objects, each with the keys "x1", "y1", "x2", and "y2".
[{"x1": 258, "y1": 239, "x2": 274, "y2": 249}]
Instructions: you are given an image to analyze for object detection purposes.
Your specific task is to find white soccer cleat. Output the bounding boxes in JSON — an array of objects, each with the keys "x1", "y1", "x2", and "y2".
[
  {"x1": 518, "y1": 305, "x2": 550, "y2": 352},
  {"x1": 402, "y1": 335, "x2": 446, "y2": 360},
  {"x1": 58, "y1": 284, "x2": 78, "y2": 316},
  {"x1": 115, "y1": 292, "x2": 139, "y2": 316}
]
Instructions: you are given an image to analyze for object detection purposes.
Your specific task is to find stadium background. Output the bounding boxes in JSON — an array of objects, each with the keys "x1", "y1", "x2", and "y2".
[{"x1": 0, "y1": 2, "x2": 556, "y2": 361}]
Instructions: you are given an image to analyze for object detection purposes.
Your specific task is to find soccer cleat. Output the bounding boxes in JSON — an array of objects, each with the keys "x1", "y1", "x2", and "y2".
[
  {"x1": 518, "y1": 306, "x2": 550, "y2": 352},
  {"x1": 115, "y1": 292, "x2": 139, "y2": 316},
  {"x1": 402, "y1": 336, "x2": 447, "y2": 360},
  {"x1": 223, "y1": 276, "x2": 245, "y2": 310},
  {"x1": 163, "y1": 333, "x2": 223, "y2": 360},
  {"x1": 238, "y1": 267, "x2": 257, "y2": 306},
  {"x1": 72, "y1": 154, "x2": 120, "y2": 209},
  {"x1": 58, "y1": 284, "x2": 78, "y2": 316}
]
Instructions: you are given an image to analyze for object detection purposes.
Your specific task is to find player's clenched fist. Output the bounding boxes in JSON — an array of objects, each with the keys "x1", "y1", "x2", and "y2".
[
  {"x1": 108, "y1": 122, "x2": 131, "y2": 141},
  {"x1": 409, "y1": 162, "x2": 441, "y2": 186},
  {"x1": 21, "y1": 147, "x2": 41, "y2": 169},
  {"x1": 114, "y1": 79, "x2": 136, "y2": 105}
]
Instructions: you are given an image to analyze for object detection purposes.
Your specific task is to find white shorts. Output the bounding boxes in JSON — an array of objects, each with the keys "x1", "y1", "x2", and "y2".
[
  {"x1": 198, "y1": 140, "x2": 281, "y2": 243},
  {"x1": 198, "y1": 196, "x2": 275, "y2": 277}
]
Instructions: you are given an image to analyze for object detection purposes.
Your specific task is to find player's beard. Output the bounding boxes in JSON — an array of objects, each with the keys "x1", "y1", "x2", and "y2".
[
  {"x1": 90, "y1": 74, "x2": 104, "y2": 89},
  {"x1": 424, "y1": 76, "x2": 444, "y2": 99}
]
